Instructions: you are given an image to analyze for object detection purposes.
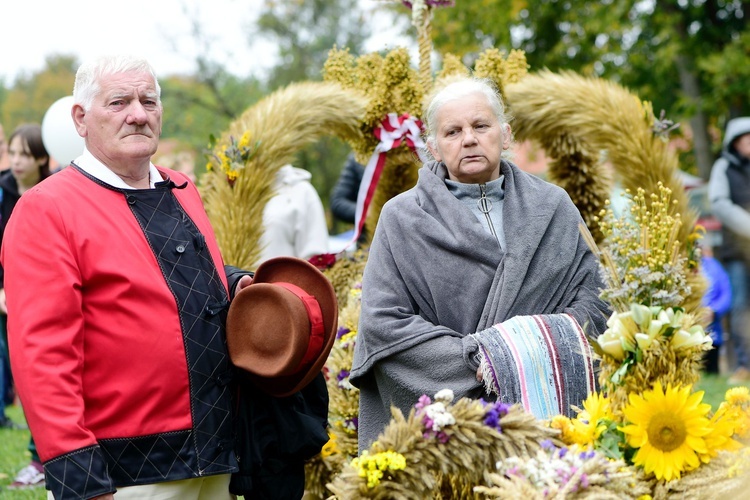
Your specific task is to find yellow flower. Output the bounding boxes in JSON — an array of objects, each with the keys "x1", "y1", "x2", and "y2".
[
  {"x1": 620, "y1": 382, "x2": 712, "y2": 481},
  {"x1": 699, "y1": 404, "x2": 742, "y2": 462},
  {"x1": 726, "y1": 386, "x2": 750, "y2": 406},
  {"x1": 570, "y1": 392, "x2": 612, "y2": 446},
  {"x1": 351, "y1": 450, "x2": 407, "y2": 488},
  {"x1": 238, "y1": 131, "x2": 252, "y2": 149},
  {"x1": 549, "y1": 415, "x2": 577, "y2": 445},
  {"x1": 321, "y1": 431, "x2": 339, "y2": 458}
]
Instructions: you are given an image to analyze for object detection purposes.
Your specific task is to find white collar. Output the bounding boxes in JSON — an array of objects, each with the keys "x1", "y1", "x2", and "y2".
[{"x1": 73, "y1": 148, "x2": 162, "y2": 189}]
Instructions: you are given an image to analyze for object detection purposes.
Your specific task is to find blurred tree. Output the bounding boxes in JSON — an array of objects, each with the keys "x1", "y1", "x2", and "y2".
[
  {"x1": 160, "y1": 71, "x2": 264, "y2": 178},
  {"x1": 0, "y1": 54, "x2": 77, "y2": 130},
  {"x1": 410, "y1": 0, "x2": 748, "y2": 179},
  {"x1": 256, "y1": 0, "x2": 370, "y2": 221}
]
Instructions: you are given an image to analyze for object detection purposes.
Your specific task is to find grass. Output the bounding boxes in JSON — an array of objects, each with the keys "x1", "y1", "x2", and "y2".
[
  {"x1": 0, "y1": 373, "x2": 747, "y2": 499},
  {"x1": 0, "y1": 405, "x2": 42, "y2": 499}
]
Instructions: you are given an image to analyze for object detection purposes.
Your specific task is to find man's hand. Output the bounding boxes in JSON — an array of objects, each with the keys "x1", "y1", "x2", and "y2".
[{"x1": 236, "y1": 275, "x2": 254, "y2": 293}]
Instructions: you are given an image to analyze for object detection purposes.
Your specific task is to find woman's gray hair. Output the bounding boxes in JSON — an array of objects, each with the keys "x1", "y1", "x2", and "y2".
[
  {"x1": 422, "y1": 76, "x2": 513, "y2": 160},
  {"x1": 73, "y1": 55, "x2": 161, "y2": 111}
]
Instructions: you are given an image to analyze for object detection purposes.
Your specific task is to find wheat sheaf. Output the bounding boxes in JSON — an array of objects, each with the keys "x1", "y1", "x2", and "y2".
[
  {"x1": 505, "y1": 70, "x2": 705, "y2": 311},
  {"x1": 199, "y1": 81, "x2": 367, "y2": 270}
]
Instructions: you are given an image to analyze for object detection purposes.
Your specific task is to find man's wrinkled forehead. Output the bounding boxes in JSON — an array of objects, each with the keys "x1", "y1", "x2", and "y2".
[{"x1": 99, "y1": 72, "x2": 159, "y2": 101}]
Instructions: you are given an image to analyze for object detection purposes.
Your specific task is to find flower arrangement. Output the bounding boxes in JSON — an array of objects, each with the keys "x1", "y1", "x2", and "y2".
[
  {"x1": 475, "y1": 440, "x2": 649, "y2": 499},
  {"x1": 415, "y1": 389, "x2": 458, "y2": 443},
  {"x1": 327, "y1": 391, "x2": 560, "y2": 499},
  {"x1": 204, "y1": 131, "x2": 259, "y2": 183},
  {"x1": 582, "y1": 181, "x2": 713, "y2": 418}
]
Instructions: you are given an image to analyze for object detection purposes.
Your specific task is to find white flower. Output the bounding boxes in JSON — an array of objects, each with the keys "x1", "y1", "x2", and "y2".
[
  {"x1": 635, "y1": 332, "x2": 653, "y2": 350},
  {"x1": 630, "y1": 303, "x2": 652, "y2": 328},
  {"x1": 671, "y1": 325, "x2": 713, "y2": 350},
  {"x1": 424, "y1": 402, "x2": 456, "y2": 431},
  {"x1": 597, "y1": 329, "x2": 627, "y2": 360},
  {"x1": 434, "y1": 389, "x2": 454, "y2": 404}
]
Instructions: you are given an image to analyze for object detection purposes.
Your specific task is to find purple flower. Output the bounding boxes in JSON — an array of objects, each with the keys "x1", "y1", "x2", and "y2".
[
  {"x1": 337, "y1": 369, "x2": 350, "y2": 382},
  {"x1": 345, "y1": 416, "x2": 358, "y2": 430},
  {"x1": 540, "y1": 439, "x2": 556, "y2": 451},
  {"x1": 336, "y1": 326, "x2": 350, "y2": 339},
  {"x1": 483, "y1": 401, "x2": 511, "y2": 431}
]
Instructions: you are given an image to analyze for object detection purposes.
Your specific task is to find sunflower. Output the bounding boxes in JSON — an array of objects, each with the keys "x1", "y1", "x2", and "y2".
[{"x1": 620, "y1": 382, "x2": 713, "y2": 481}]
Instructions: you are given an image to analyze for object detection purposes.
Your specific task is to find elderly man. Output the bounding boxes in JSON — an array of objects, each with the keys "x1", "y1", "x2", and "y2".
[{"x1": 1, "y1": 55, "x2": 253, "y2": 500}]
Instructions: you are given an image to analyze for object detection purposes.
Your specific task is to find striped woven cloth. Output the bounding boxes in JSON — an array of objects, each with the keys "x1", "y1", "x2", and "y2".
[{"x1": 471, "y1": 314, "x2": 595, "y2": 419}]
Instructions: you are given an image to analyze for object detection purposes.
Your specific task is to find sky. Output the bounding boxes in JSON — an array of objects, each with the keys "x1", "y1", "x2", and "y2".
[{"x1": 0, "y1": 0, "x2": 411, "y2": 85}]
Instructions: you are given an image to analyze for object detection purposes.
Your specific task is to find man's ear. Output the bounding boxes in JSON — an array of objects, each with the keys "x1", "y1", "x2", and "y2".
[{"x1": 71, "y1": 105, "x2": 88, "y2": 138}]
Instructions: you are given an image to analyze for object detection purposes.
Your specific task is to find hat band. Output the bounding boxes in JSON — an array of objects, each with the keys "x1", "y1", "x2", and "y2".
[{"x1": 274, "y1": 282, "x2": 325, "y2": 374}]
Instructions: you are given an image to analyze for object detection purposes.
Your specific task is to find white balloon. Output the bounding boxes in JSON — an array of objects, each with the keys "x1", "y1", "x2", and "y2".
[{"x1": 41, "y1": 96, "x2": 84, "y2": 168}]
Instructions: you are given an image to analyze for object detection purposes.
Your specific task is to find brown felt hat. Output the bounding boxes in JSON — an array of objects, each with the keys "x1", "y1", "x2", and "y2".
[{"x1": 226, "y1": 256, "x2": 338, "y2": 397}]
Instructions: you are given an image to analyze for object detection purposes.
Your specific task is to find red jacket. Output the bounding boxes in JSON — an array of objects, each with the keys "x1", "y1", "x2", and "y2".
[{"x1": 2, "y1": 166, "x2": 238, "y2": 498}]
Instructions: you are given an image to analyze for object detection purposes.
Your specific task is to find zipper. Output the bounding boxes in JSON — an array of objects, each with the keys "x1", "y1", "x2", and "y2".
[{"x1": 478, "y1": 183, "x2": 499, "y2": 243}]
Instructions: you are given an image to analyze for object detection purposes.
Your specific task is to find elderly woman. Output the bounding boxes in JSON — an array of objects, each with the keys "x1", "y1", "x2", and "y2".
[{"x1": 350, "y1": 77, "x2": 610, "y2": 450}]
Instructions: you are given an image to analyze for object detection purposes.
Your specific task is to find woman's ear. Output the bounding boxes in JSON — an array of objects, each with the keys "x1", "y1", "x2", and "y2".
[
  {"x1": 427, "y1": 139, "x2": 441, "y2": 161},
  {"x1": 501, "y1": 124, "x2": 512, "y2": 150}
]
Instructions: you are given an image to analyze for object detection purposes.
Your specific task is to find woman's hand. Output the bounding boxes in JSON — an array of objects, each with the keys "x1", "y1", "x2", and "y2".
[
  {"x1": 476, "y1": 365, "x2": 483, "y2": 382},
  {"x1": 0, "y1": 288, "x2": 6, "y2": 315}
]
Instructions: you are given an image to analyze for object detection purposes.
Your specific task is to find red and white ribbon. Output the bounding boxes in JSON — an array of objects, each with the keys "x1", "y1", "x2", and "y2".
[{"x1": 344, "y1": 113, "x2": 425, "y2": 250}]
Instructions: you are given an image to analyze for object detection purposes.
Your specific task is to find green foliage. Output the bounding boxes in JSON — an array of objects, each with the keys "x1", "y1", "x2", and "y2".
[{"x1": 257, "y1": 0, "x2": 370, "y2": 88}]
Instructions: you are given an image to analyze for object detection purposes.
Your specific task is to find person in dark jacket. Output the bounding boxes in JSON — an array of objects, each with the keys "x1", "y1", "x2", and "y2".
[
  {"x1": 708, "y1": 117, "x2": 750, "y2": 383},
  {"x1": 330, "y1": 153, "x2": 364, "y2": 226}
]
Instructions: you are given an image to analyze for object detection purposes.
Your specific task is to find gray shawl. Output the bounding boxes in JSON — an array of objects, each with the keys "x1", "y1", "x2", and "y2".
[{"x1": 350, "y1": 160, "x2": 610, "y2": 450}]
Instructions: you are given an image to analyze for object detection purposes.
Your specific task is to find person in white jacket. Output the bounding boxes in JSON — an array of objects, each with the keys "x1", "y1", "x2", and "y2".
[{"x1": 260, "y1": 164, "x2": 329, "y2": 262}]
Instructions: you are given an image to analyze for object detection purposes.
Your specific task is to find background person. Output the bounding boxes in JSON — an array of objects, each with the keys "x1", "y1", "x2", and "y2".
[
  {"x1": 0, "y1": 123, "x2": 52, "y2": 435},
  {"x1": 708, "y1": 117, "x2": 750, "y2": 384},
  {"x1": 700, "y1": 243, "x2": 732, "y2": 374},
  {"x1": 259, "y1": 163, "x2": 329, "y2": 262},
  {"x1": 0, "y1": 123, "x2": 8, "y2": 170},
  {"x1": 0, "y1": 124, "x2": 53, "y2": 489},
  {"x1": 2, "y1": 54, "x2": 253, "y2": 500},
  {"x1": 350, "y1": 77, "x2": 610, "y2": 450},
  {"x1": 329, "y1": 152, "x2": 365, "y2": 228}
]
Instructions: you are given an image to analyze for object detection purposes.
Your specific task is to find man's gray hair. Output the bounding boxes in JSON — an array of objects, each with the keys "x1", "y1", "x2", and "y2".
[{"x1": 73, "y1": 55, "x2": 161, "y2": 111}]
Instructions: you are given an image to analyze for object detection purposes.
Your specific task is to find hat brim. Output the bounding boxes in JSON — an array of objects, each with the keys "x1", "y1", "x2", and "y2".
[{"x1": 227, "y1": 257, "x2": 338, "y2": 397}]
